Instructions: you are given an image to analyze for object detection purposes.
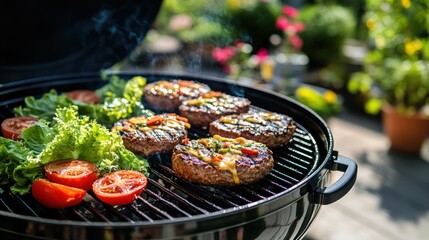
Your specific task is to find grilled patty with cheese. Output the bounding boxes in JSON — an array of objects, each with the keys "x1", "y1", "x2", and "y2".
[
  {"x1": 143, "y1": 80, "x2": 211, "y2": 112},
  {"x1": 172, "y1": 135, "x2": 274, "y2": 186},
  {"x1": 209, "y1": 111, "x2": 296, "y2": 148},
  {"x1": 112, "y1": 113, "x2": 190, "y2": 157},
  {"x1": 179, "y1": 91, "x2": 251, "y2": 128}
]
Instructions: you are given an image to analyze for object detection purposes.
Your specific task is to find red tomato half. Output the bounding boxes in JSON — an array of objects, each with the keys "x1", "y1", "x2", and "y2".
[
  {"x1": 66, "y1": 89, "x2": 100, "y2": 104},
  {"x1": 1, "y1": 116, "x2": 39, "y2": 140},
  {"x1": 31, "y1": 179, "x2": 86, "y2": 209},
  {"x1": 44, "y1": 159, "x2": 98, "y2": 191},
  {"x1": 92, "y1": 170, "x2": 148, "y2": 206}
]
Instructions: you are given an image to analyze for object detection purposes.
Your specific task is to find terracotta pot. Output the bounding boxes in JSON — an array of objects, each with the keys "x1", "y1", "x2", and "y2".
[{"x1": 382, "y1": 105, "x2": 429, "y2": 153}]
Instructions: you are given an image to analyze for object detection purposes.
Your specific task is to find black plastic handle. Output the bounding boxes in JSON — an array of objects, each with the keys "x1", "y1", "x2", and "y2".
[{"x1": 312, "y1": 154, "x2": 358, "y2": 205}]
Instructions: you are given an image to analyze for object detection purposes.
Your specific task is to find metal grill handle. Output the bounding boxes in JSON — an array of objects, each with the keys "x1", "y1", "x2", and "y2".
[{"x1": 311, "y1": 154, "x2": 358, "y2": 205}]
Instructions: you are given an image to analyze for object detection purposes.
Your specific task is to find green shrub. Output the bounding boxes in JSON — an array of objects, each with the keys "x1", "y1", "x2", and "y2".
[{"x1": 298, "y1": 4, "x2": 356, "y2": 68}]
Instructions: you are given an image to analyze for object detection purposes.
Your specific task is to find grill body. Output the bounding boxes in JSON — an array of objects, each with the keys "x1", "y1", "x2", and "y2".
[{"x1": 0, "y1": 72, "x2": 356, "y2": 239}]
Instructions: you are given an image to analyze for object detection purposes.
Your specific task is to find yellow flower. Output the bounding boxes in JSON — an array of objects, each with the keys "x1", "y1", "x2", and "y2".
[
  {"x1": 405, "y1": 39, "x2": 423, "y2": 56},
  {"x1": 366, "y1": 19, "x2": 376, "y2": 31},
  {"x1": 227, "y1": 0, "x2": 242, "y2": 10},
  {"x1": 296, "y1": 86, "x2": 316, "y2": 99},
  {"x1": 324, "y1": 90, "x2": 338, "y2": 104},
  {"x1": 260, "y1": 59, "x2": 275, "y2": 82},
  {"x1": 401, "y1": 0, "x2": 411, "y2": 9},
  {"x1": 375, "y1": 37, "x2": 386, "y2": 49}
]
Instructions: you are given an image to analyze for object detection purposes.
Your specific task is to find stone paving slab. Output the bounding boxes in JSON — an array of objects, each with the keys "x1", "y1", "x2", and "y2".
[{"x1": 305, "y1": 110, "x2": 429, "y2": 240}]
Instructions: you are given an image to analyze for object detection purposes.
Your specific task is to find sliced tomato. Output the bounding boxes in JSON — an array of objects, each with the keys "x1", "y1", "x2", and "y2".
[
  {"x1": 66, "y1": 89, "x2": 100, "y2": 104},
  {"x1": 211, "y1": 155, "x2": 224, "y2": 162},
  {"x1": 241, "y1": 147, "x2": 259, "y2": 155},
  {"x1": 92, "y1": 170, "x2": 148, "y2": 206},
  {"x1": 177, "y1": 80, "x2": 196, "y2": 87},
  {"x1": 1, "y1": 116, "x2": 39, "y2": 140},
  {"x1": 44, "y1": 159, "x2": 98, "y2": 191},
  {"x1": 182, "y1": 138, "x2": 190, "y2": 145},
  {"x1": 203, "y1": 91, "x2": 223, "y2": 98},
  {"x1": 31, "y1": 179, "x2": 86, "y2": 209},
  {"x1": 175, "y1": 115, "x2": 188, "y2": 123},
  {"x1": 146, "y1": 116, "x2": 164, "y2": 126}
]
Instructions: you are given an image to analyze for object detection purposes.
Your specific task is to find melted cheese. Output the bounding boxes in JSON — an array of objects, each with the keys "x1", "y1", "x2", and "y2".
[
  {"x1": 186, "y1": 135, "x2": 260, "y2": 184},
  {"x1": 113, "y1": 114, "x2": 188, "y2": 133}
]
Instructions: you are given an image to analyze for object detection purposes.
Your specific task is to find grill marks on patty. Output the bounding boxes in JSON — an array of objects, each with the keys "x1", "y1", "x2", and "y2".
[
  {"x1": 179, "y1": 91, "x2": 251, "y2": 128},
  {"x1": 112, "y1": 114, "x2": 190, "y2": 157},
  {"x1": 209, "y1": 111, "x2": 296, "y2": 148},
  {"x1": 172, "y1": 135, "x2": 274, "y2": 186},
  {"x1": 143, "y1": 80, "x2": 211, "y2": 112},
  {"x1": 115, "y1": 80, "x2": 295, "y2": 186}
]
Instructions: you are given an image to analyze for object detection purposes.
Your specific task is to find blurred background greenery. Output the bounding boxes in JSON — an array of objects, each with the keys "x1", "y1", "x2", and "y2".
[{"x1": 120, "y1": 0, "x2": 428, "y2": 122}]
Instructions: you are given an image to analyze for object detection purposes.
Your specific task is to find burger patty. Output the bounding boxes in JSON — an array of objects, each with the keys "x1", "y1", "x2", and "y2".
[
  {"x1": 209, "y1": 111, "x2": 296, "y2": 148},
  {"x1": 143, "y1": 80, "x2": 211, "y2": 112},
  {"x1": 179, "y1": 91, "x2": 251, "y2": 128},
  {"x1": 172, "y1": 135, "x2": 274, "y2": 186},
  {"x1": 112, "y1": 113, "x2": 190, "y2": 157}
]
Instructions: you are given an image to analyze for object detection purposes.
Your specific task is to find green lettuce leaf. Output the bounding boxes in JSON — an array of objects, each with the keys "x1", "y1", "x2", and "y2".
[
  {"x1": 14, "y1": 75, "x2": 153, "y2": 127},
  {"x1": 0, "y1": 138, "x2": 34, "y2": 186},
  {"x1": 14, "y1": 89, "x2": 73, "y2": 120},
  {"x1": 1, "y1": 106, "x2": 149, "y2": 195}
]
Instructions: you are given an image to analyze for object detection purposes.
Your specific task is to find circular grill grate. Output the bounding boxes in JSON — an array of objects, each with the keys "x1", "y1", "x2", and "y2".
[
  {"x1": 0, "y1": 74, "x2": 320, "y2": 224},
  {"x1": 0, "y1": 113, "x2": 319, "y2": 223}
]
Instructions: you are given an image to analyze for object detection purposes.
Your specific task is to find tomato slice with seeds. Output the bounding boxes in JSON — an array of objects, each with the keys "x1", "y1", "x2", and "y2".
[
  {"x1": 1, "y1": 116, "x2": 39, "y2": 140},
  {"x1": 92, "y1": 170, "x2": 148, "y2": 206},
  {"x1": 66, "y1": 89, "x2": 100, "y2": 104},
  {"x1": 44, "y1": 159, "x2": 98, "y2": 191},
  {"x1": 31, "y1": 179, "x2": 86, "y2": 209}
]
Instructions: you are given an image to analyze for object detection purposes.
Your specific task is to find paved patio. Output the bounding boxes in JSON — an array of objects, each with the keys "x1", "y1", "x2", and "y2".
[{"x1": 305, "y1": 109, "x2": 429, "y2": 240}]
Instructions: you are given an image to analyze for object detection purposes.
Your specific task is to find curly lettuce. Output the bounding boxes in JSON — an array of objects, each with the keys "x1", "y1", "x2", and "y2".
[
  {"x1": 0, "y1": 106, "x2": 149, "y2": 195},
  {"x1": 14, "y1": 75, "x2": 153, "y2": 127}
]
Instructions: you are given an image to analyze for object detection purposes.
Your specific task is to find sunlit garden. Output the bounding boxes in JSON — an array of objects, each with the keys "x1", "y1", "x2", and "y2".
[
  {"x1": 0, "y1": 1, "x2": 428, "y2": 239},
  {"x1": 117, "y1": 0, "x2": 428, "y2": 155}
]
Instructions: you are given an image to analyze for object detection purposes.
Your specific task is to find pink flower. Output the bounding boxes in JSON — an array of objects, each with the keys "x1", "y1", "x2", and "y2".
[
  {"x1": 293, "y1": 22, "x2": 305, "y2": 33},
  {"x1": 282, "y1": 6, "x2": 299, "y2": 18},
  {"x1": 288, "y1": 35, "x2": 303, "y2": 50},
  {"x1": 276, "y1": 16, "x2": 289, "y2": 31},
  {"x1": 212, "y1": 46, "x2": 236, "y2": 64},
  {"x1": 255, "y1": 48, "x2": 269, "y2": 63}
]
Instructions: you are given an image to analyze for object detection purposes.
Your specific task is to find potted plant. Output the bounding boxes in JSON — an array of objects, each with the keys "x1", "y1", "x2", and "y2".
[{"x1": 348, "y1": 0, "x2": 429, "y2": 154}]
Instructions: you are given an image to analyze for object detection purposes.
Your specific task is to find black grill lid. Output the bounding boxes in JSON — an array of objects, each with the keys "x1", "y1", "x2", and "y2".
[{"x1": 0, "y1": 0, "x2": 163, "y2": 83}]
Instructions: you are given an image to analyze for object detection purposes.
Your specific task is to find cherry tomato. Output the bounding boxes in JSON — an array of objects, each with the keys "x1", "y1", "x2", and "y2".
[
  {"x1": 31, "y1": 179, "x2": 86, "y2": 209},
  {"x1": 92, "y1": 170, "x2": 148, "y2": 206},
  {"x1": 66, "y1": 89, "x2": 100, "y2": 104},
  {"x1": 1, "y1": 116, "x2": 39, "y2": 140},
  {"x1": 44, "y1": 159, "x2": 98, "y2": 191},
  {"x1": 241, "y1": 147, "x2": 259, "y2": 155}
]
